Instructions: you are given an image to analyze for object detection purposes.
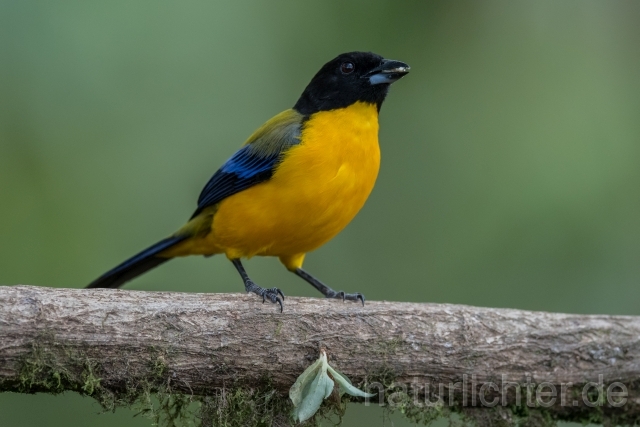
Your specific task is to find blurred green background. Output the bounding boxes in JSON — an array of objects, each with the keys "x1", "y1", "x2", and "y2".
[{"x1": 2, "y1": 1, "x2": 640, "y2": 426}]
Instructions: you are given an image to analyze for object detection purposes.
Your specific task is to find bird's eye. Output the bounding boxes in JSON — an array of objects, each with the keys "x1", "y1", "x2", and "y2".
[{"x1": 340, "y1": 62, "x2": 355, "y2": 74}]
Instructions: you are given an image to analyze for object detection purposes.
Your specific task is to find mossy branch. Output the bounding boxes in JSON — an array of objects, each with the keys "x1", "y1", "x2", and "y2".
[{"x1": 1, "y1": 285, "x2": 639, "y2": 427}]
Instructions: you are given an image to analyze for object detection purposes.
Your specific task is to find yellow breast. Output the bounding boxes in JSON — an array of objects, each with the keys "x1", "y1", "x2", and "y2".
[{"x1": 190, "y1": 101, "x2": 381, "y2": 260}]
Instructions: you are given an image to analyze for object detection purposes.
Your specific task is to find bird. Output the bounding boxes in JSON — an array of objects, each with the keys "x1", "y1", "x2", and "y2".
[{"x1": 87, "y1": 51, "x2": 410, "y2": 311}]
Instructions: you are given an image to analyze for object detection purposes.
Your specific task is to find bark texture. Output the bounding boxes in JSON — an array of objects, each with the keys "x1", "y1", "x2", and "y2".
[{"x1": 1, "y1": 285, "x2": 639, "y2": 425}]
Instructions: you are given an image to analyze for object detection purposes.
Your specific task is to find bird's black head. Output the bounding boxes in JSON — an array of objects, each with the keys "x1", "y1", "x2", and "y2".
[{"x1": 293, "y1": 51, "x2": 410, "y2": 116}]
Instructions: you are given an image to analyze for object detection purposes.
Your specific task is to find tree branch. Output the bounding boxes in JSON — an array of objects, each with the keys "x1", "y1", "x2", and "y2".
[{"x1": 1, "y1": 285, "x2": 639, "y2": 426}]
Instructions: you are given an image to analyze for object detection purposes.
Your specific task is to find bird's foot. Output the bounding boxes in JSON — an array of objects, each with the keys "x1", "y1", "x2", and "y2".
[
  {"x1": 245, "y1": 281, "x2": 284, "y2": 312},
  {"x1": 293, "y1": 268, "x2": 365, "y2": 306},
  {"x1": 324, "y1": 290, "x2": 365, "y2": 306}
]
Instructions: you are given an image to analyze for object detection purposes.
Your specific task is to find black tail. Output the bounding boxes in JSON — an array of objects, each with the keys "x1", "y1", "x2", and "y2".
[{"x1": 86, "y1": 235, "x2": 188, "y2": 289}]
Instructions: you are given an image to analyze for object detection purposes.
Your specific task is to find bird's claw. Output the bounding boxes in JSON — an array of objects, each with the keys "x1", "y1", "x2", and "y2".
[
  {"x1": 246, "y1": 281, "x2": 285, "y2": 312},
  {"x1": 271, "y1": 287, "x2": 285, "y2": 301},
  {"x1": 325, "y1": 290, "x2": 365, "y2": 306}
]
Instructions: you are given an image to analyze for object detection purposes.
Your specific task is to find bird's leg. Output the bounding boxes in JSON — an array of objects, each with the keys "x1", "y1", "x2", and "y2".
[
  {"x1": 231, "y1": 259, "x2": 284, "y2": 312},
  {"x1": 293, "y1": 268, "x2": 365, "y2": 306}
]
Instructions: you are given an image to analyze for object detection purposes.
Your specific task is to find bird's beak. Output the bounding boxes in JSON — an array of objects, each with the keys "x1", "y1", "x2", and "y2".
[{"x1": 364, "y1": 59, "x2": 410, "y2": 85}]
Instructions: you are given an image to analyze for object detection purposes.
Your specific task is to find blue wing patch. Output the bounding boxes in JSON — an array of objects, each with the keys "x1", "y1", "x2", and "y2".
[
  {"x1": 192, "y1": 147, "x2": 280, "y2": 217},
  {"x1": 191, "y1": 109, "x2": 303, "y2": 218}
]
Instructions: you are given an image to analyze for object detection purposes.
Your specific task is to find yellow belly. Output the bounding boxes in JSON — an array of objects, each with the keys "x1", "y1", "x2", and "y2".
[{"x1": 170, "y1": 101, "x2": 380, "y2": 267}]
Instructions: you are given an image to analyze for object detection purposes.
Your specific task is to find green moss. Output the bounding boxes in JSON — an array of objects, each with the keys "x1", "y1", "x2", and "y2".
[
  {"x1": 375, "y1": 336, "x2": 404, "y2": 359},
  {"x1": 4, "y1": 344, "x2": 640, "y2": 427},
  {"x1": 152, "y1": 355, "x2": 168, "y2": 378},
  {"x1": 4, "y1": 344, "x2": 355, "y2": 427},
  {"x1": 15, "y1": 342, "x2": 75, "y2": 394},
  {"x1": 359, "y1": 365, "x2": 640, "y2": 427},
  {"x1": 199, "y1": 385, "x2": 290, "y2": 427},
  {"x1": 197, "y1": 374, "x2": 357, "y2": 427},
  {"x1": 363, "y1": 367, "x2": 449, "y2": 426},
  {"x1": 81, "y1": 361, "x2": 101, "y2": 395}
]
